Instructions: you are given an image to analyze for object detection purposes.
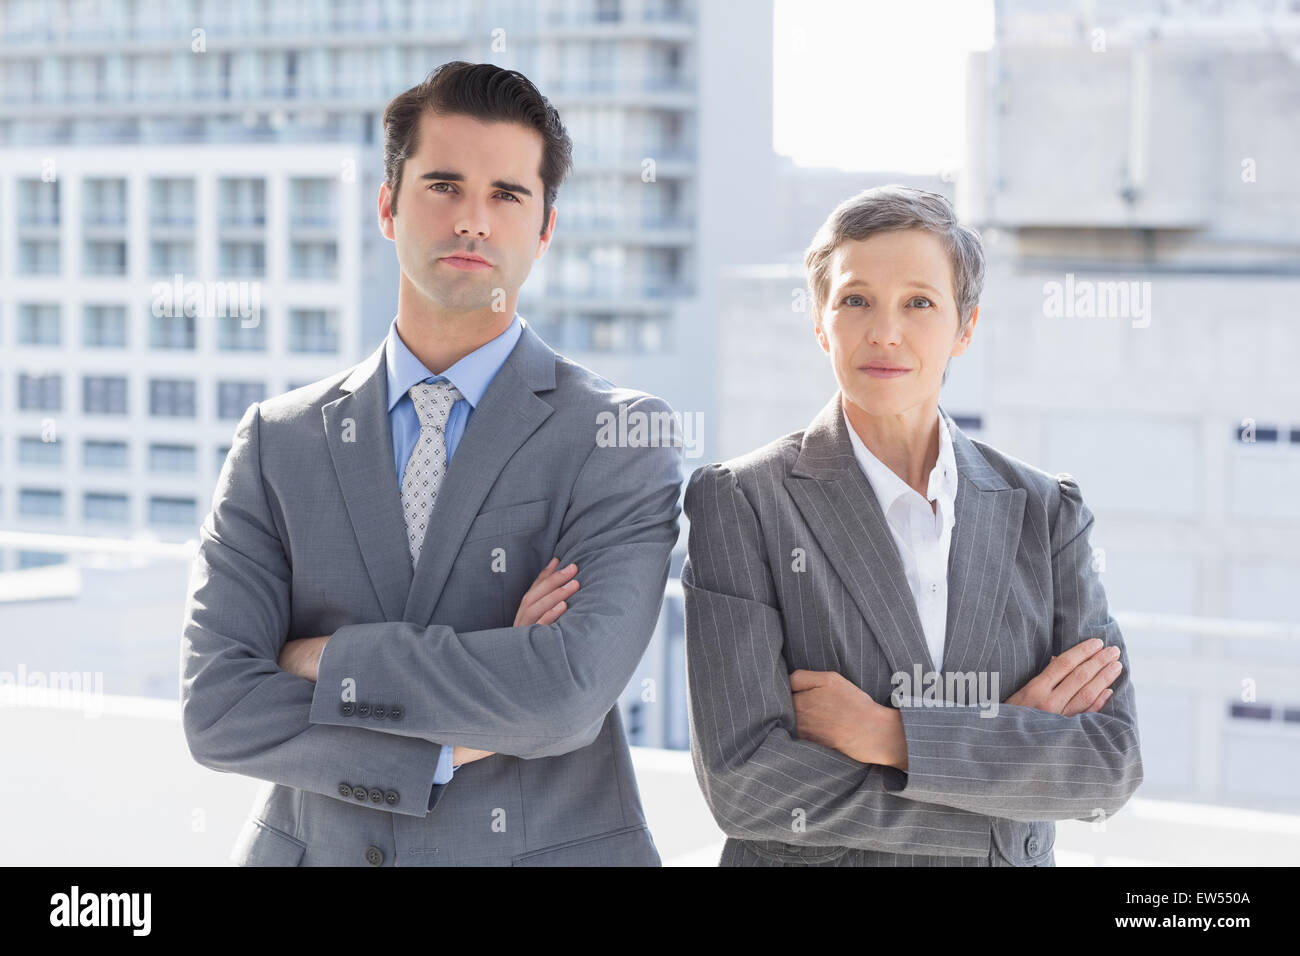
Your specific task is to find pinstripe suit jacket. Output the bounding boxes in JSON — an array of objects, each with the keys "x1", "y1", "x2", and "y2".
[{"x1": 681, "y1": 393, "x2": 1144, "y2": 866}]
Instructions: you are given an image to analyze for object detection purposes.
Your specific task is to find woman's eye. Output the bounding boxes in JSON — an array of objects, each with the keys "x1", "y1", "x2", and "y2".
[
  {"x1": 911, "y1": 296, "x2": 933, "y2": 308},
  {"x1": 841, "y1": 294, "x2": 866, "y2": 307}
]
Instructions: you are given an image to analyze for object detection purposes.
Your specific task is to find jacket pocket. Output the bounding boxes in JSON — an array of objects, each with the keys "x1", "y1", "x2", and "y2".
[
  {"x1": 463, "y1": 499, "x2": 549, "y2": 543},
  {"x1": 989, "y1": 818, "x2": 1055, "y2": 867},
  {"x1": 511, "y1": 823, "x2": 657, "y2": 866},
  {"x1": 744, "y1": 840, "x2": 852, "y2": 865},
  {"x1": 230, "y1": 817, "x2": 307, "y2": 867}
]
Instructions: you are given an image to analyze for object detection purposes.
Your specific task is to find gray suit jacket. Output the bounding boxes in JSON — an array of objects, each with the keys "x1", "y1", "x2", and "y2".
[
  {"x1": 180, "y1": 318, "x2": 683, "y2": 866},
  {"x1": 681, "y1": 393, "x2": 1143, "y2": 866}
]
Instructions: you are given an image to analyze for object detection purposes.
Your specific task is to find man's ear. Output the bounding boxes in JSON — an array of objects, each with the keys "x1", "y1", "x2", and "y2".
[
  {"x1": 537, "y1": 205, "x2": 557, "y2": 258},
  {"x1": 378, "y1": 181, "x2": 396, "y2": 241}
]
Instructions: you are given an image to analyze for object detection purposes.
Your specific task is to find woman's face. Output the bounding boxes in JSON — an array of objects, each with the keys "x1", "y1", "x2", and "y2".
[{"x1": 814, "y1": 228, "x2": 977, "y2": 419}]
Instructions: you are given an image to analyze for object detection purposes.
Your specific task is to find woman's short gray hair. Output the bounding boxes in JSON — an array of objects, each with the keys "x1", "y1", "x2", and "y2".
[{"x1": 803, "y1": 184, "x2": 985, "y2": 333}]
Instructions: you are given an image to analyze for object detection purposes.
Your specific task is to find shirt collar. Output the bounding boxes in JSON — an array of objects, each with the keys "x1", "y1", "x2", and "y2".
[
  {"x1": 842, "y1": 398, "x2": 959, "y2": 515},
  {"x1": 385, "y1": 312, "x2": 524, "y2": 413}
]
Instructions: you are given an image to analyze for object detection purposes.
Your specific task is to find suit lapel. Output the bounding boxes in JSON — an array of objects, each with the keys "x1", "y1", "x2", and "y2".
[
  {"x1": 323, "y1": 341, "x2": 411, "y2": 622},
  {"x1": 938, "y1": 408, "x2": 1026, "y2": 679},
  {"x1": 786, "y1": 393, "x2": 935, "y2": 678},
  {"x1": 323, "y1": 320, "x2": 557, "y2": 626},
  {"x1": 784, "y1": 394, "x2": 1026, "y2": 690}
]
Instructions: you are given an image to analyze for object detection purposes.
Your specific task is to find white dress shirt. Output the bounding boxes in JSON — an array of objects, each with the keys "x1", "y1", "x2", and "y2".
[{"x1": 842, "y1": 401, "x2": 959, "y2": 671}]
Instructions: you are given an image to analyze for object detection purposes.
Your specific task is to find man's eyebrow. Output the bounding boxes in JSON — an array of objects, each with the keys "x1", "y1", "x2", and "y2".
[
  {"x1": 835, "y1": 278, "x2": 944, "y2": 296},
  {"x1": 419, "y1": 170, "x2": 533, "y2": 198}
]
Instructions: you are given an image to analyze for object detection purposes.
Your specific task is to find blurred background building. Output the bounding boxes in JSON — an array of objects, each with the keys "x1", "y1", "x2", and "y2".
[{"x1": 2, "y1": 0, "x2": 1299, "y2": 863}]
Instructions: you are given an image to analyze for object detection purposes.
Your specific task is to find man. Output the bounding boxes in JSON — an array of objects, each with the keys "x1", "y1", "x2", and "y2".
[{"x1": 180, "y1": 62, "x2": 683, "y2": 866}]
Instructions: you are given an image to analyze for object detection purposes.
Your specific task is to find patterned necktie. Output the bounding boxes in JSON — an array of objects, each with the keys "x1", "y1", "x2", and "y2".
[{"x1": 401, "y1": 380, "x2": 463, "y2": 567}]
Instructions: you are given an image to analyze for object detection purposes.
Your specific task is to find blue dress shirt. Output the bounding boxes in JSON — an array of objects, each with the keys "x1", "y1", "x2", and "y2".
[{"x1": 384, "y1": 311, "x2": 524, "y2": 788}]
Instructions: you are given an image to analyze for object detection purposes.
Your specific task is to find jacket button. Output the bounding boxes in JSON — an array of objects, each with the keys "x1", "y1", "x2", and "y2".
[
  {"x1": 372, "y1": 704, "x2": 387, "y2": 719},
  {"x1": 357, "y1": 701, "x2": 370, "y2": 717},
  {"x1": 353, "y1": 787, "x2": 368, "y2": 802},
  {"x1": 339, "y1": 702, "x2": 354, "y2": 717},
  {"x1": 338, "y1": 783, "x2": 353, "y2": 799},
  {"x1": 368, "y1": 788, "x2": 383, "y2": 804},
  {"x1": 1026, "y1": 837, "x2": 1039, "y2": 855},
  {"x1": 384, "y1": 790, "x2": 399, "y2": 806},
  {"x1": 389, "y1": 705, "x2": 403, "y2": 720},
  {"x1": 365, "y1": 845, "x2": 383, "y2": 866}
]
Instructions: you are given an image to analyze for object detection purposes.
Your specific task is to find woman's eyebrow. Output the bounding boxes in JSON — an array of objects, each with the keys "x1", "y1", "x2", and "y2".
[{"x1": 836, "y1": 278, "x2": 944, "y2": 295}]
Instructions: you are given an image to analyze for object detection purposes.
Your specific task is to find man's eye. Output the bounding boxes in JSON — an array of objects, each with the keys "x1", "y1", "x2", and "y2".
[
  {"x1": 496, "y1": 192, "x2": 520, "y2": 202},
  {"x1": 429, "y1": 182, "x2": 453, "y2": 192}
]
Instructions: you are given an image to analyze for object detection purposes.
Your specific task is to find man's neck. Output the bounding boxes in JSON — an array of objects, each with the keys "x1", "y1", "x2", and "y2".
[{"x1": 395, "y1": 299, "x2": 515, "y2": 375}]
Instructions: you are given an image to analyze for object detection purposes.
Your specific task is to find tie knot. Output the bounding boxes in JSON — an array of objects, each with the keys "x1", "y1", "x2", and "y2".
[{"x1": 409, "y1": 380, "x2": 463, "y2": 429}]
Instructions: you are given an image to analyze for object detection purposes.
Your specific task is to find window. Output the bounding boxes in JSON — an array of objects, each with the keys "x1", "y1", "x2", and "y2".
[
  {"x1": 17, "y1": 177, "x2": 59, "y2": 225},
  {"x1": 289, "y1": 240, "x2": 337, "y2": 279},
  {"x1": 18, "y1": 373, "x2": 61, "y2": 411},
  {"x1": 219, "y1": 240, "x2": 265, "y2": 276},
  {"x1": 218, "y1": 177, "x2": 266, "y2": 226},
  {"x1": 290, "y1": 177, "x2": 336, "y2": 227},
  {"x1": 217, "y1": 313, "x2": 267, "y2": 351},
  {"x1": 83, "y1": 239, "x2": 127, "y2": 276},
  {"x1": 83, "y1": 376, "x2": 128, "y2": 415},
  {"x1": 149, "y1": 379, "x2": 196, "y2": 417},
  {"x1": 18, "y1": 436, "x2": 62, "y2": 467},
  {"x1": 150, "y1": 239, "x2": 195, "y2": 276},
  {"x1": 289, "y1": 308, "x2": 338, "y2": 352},
  {"x1": 150, "y1": 178, "x2": 195, "y2": 226},
  {"x1": 82, "y1": 177, "x2": 127, "y2": 226},
  {"x1": 84, "y1": 493, "x2": 129, "y2": 523},
  {"x1": 19, "y1": 488, "x2": 63, "y2": 518},
  {"x1": 217, "y1": 381, "x2": 265, "y2": 420},
  {"x1": 149, "y1": 443, "x2": 197, "y2": 472},
  {"x1": 18, "y1": 240, "x2": 60, "y2": 274},
  {"x1": 84, "y1": 440, "x2": 128, "y2": 469},
  {"x1": 150, "y1": 311, "x2": 196, "y2": 349},
  {"x1": 83, "y1": 305, "x2": 128, "y2": 347},
  {"x1": 149, "y1": 496, "x2": 197, "y2": 526},
  {"x1": 18, "y1": 303, "x2": 61, "y2": 345}
]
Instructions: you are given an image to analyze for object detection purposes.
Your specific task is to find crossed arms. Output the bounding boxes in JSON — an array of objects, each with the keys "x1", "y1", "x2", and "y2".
[
  {"x1": 180, "y1": 398, "x2": 683, "y2": 817},
  {"x1": 681, "y1": 463, "x2": 1144, "y2": 846}
]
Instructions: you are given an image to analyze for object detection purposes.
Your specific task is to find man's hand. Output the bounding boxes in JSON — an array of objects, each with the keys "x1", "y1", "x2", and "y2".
[
  {"x1": 1006, "y1": 637, "x2": 1121, "y2": 716},
  {"x1": 446, "y1": 557, "x2": 581, "y2": 769},
  {"x1": 278, "y1": 636, "x2": 329, "y2": 682},
  {"x1": 514, "y1": 557, "x2": 580, "y2": 626},
  {"x1": 790, "y1": 670, "x2": 908, "y2": 770}
]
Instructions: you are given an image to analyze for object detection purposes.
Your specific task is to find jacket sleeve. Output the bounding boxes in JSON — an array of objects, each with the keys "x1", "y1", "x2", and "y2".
[
  {"x1": 180, "y1": 403, "x2": 447, "y2": 817},
  {"x1": 882, "y1": 473, "x2": 1144, "y2": 823},
  {"x1": 306, "y1": 394, "x2": 684, "y2": 760}
]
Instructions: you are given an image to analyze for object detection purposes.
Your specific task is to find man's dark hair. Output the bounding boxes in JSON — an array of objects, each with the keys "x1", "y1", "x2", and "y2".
[{"x1": 382, "y1": 61, "x2": 573, "y2": 235}]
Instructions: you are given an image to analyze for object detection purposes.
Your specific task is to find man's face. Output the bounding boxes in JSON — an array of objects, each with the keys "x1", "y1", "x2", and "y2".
[
  {"x1": 814, "y1": 228, "x2": 977, "y2": 417},
  {"x1": 379, "y1": 111, "x2": 555, "y2": 313}
]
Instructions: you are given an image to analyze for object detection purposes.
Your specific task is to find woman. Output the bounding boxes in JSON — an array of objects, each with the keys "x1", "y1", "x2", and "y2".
[{"x1": 681, "y1": 185, "x2": 1143, "y2": 866}]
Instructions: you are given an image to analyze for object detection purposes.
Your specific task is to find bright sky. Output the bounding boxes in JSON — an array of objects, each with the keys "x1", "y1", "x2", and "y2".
[{"x1": 773, "y1": 0, "x2": 995, "y2": 173}]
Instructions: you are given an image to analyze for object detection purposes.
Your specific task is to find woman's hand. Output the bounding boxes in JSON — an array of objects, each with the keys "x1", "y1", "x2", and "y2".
[
  {"x1": 514, "y1": 557, "x2": 580, "y2": 627},
  {"x1": 1006, "y1": 637, "x2": 1122, "y2": 716}
]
